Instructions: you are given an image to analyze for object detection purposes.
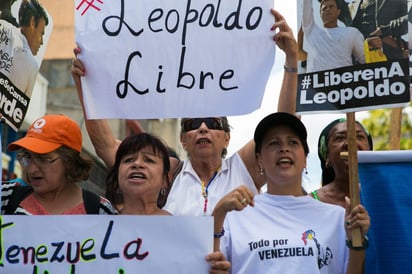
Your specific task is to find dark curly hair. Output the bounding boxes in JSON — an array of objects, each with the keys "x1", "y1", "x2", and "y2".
[
  {"x1": 105, "y1": 133, "x2": 170, "y2": 210},
  {"x1": 56, "y1": 146, "x2": 93, "y2": 183}
]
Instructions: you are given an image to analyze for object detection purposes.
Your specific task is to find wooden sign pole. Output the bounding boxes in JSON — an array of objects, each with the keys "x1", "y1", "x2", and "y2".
[
  {"x1": 345, "y1": 112, "x2": 363, "y2": 247},
  {"x1": 389, "y1": 107, "x2": 402, "y2": 150}
]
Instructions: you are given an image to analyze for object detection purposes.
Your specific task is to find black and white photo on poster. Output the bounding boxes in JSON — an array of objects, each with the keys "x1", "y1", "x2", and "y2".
[
  {"x1": 296, "y1": 0, "x2": 410, "y2": 114},
  {"x1": 0, "y1": 0, "x2": 52, "y2": 130}
]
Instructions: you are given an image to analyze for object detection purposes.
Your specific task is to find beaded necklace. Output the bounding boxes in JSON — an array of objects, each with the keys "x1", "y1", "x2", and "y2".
[{"x1": 201, "y1": 170, "x2": 219, "y2": 215}]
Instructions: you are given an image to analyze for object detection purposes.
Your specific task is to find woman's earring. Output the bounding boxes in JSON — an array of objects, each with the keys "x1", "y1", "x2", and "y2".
[
  {"x1": 305, "y1": 167, "x2": 308, "y2": 175},
  {"x1": 160, "y1": 188, "x2": 166, "y2": 196},
  {"x1": 259, "y1": 167, "x2": 264, "y2": 175}
]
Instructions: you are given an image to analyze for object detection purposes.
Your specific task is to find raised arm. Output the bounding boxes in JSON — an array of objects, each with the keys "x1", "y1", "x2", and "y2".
[
  {"x1": 237, "y1": 9, "x2": 298, "y2": 191},
  {"x1": 71, "y1": 48, "x2": 123, "y2": 168},
  {"x1": 272, "y1": 8, "x2": 298, "y2": 113}
]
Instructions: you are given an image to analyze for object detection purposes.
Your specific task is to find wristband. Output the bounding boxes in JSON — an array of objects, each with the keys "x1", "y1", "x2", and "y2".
[
  {"x1": 214, "y1": 228, "x2": 225, "y2": 238},
  {"x1": 283, "y1": 65, "x2": 298, "y2": 73},
  {"x1": 346, "y1": 236, "x2": 369, "y2": 250}
]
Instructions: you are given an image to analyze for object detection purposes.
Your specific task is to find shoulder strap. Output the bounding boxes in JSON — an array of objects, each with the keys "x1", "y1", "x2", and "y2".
[
  {"x1": 311, "y1": 190, "x2": 320, "y2": 201},
  {"x1": 5, "y1": 185, "x2": 33, "y2": 214},
  {"x1": 82, "y1": 189, "x2": 101, "y2": 214}
]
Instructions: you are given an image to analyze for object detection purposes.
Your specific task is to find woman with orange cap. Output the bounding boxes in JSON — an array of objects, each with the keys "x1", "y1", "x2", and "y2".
[{"x1": 1, "y1": 114, "x2": 116, "y2": 215}]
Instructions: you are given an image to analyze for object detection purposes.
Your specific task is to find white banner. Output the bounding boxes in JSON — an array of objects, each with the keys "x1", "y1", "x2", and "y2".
[
  {"x1": 74, "y1": 0, "x2": 275, "y2": 119},
  {"x1": 0, "y1": 215, "x2": 213, "y2": 273}
]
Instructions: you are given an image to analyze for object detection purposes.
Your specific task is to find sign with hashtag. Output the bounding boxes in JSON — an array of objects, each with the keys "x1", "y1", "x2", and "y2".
[
  {"x1": 296, "y1": 0, "x2": 410, "y2": 114},
  {"x1": 74, "y1": 0, "x2": 274, "y2": 119},
  {"x1": 296, "y1": 60, "x2": 410, "y2": 114}
]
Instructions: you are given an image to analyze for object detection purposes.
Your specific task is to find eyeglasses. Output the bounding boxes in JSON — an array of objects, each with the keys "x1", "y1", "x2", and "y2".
[
  {"x1": 17, "y1": 153, "x2": 60, "y2": 168},
  {"x1": 182, "y1": 118, "x2": 224, "y2": 132}
]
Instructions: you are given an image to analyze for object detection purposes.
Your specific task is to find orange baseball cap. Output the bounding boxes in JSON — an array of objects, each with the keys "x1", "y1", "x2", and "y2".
[{"x1": 8, "y1": 114, "x2": 82, "y2": 154}]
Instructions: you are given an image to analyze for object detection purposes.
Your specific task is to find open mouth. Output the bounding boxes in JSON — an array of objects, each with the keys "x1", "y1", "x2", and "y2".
[
  {"x1": 129, "y1": 172, "x2": 146, "y2": 180},
  {"x1": 196, "y1": 138, "x2": 211, "y2": 145},
  {"x1": 277, "y1": 157, "x2": 294, "y2": 165}
]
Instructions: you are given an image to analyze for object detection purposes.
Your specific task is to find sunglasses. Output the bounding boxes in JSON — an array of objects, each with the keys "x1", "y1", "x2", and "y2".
[{"x1": 182, "y1": 118, "x2": 224, "y2": 132}]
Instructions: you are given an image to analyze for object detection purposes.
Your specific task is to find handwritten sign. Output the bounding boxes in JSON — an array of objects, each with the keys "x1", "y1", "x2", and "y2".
[
  {"x1": 0, "y1": 215, "x2": 213, "y2": 273},
  {"x1": 75, "y1": 0, "x2": 274, "y2": 119}
]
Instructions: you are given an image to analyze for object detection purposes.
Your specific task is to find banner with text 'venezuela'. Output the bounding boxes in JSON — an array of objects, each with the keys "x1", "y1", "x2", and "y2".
[
  {"x1": 0, "y1": 215, "x2": 213, "y2": 273},
  {"x1": 74, "y1": 0, "x2": 274, "y2": 119}
]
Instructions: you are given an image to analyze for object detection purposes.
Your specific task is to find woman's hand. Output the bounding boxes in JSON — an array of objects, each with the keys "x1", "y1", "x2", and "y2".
[
  {"x1": 71, "y1": 46, "x2": 86, "y2": 89},
  {"x1": 206, "y1": 251, "x2": 231, "y2": 274},
  {"x1": 270, "y1": 9, "x2": 297, "y2": 61},
  {"x1": 213, "y1": 185, "x2": 255, "y2": 217},
  {"x1": 344, "y1": 197, "x2": 370, "y2": 241}
]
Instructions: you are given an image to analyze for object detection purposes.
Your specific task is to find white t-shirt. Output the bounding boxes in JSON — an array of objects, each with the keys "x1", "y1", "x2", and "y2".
[
  {"x1": 302, "y1": 0, "x2": 365, "y2": 72},
  {"x1": 163, "y1": 152, "x2": 258, "y2": 216},
  {"x1": 221, "y1": 194, "x2": 349, "y2": 274}
]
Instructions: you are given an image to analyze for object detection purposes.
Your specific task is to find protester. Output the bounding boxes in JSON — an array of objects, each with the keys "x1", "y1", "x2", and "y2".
[
  {"x1": 302, "y1": 0, "x2": 365, "y2": 72},
  {"x1": 212, "y1": 112, "x2": 370, "y2": 273},
  {"x1": 1, "y1": 114, "x2": 116, "y2": 215},
  {"x1": 104, "y1": 132, "x2": 231, "y2": 272},
  {"x1": 71, "y1": 8, "x2": 298, "y2": 216},
  {"x1": 311, "y1": 118, "x2": 373, "y2": 207},
  {"x1": 276, "y1": 13, "x2": 374, "y2": 207},
  {"x1": 105, "y1": 132, "x2": 172, "y2": 215}
]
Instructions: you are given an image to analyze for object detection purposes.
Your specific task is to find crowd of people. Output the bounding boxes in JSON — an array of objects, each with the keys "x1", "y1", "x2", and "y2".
[{"x1": 1, "y1": 5, "x2": 375, "y2": 273}]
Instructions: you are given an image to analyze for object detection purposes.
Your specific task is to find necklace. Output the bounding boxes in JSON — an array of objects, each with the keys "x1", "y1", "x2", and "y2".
[{"x1": 201, "y1": 170, "x2": 219, "y2": 215}]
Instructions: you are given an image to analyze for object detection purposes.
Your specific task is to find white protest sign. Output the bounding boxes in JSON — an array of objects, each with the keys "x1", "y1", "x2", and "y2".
[
  {"x1": 0, "y1": 215, "x2": 213, "y2": 273},
  {"x1": 75, "y1": 0, "x2": 275, "y2": 119}
]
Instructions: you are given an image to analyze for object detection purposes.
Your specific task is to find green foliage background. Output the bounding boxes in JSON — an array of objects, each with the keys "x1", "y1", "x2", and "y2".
[{"x1": 361, "y1": 103, "x2": 412, "y2": 150}]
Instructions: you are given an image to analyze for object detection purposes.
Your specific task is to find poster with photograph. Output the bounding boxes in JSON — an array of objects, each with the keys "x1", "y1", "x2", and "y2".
[
  {"x1": 296, "y1": 0, "x2": 410, "y2": 114},
  {"x1": 0, "y1": 0, "x2": 52, "y2": 131}
]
